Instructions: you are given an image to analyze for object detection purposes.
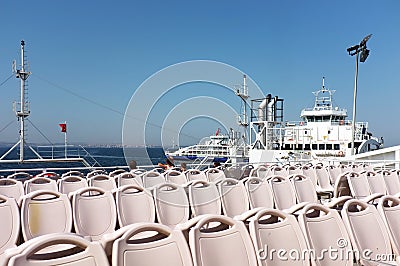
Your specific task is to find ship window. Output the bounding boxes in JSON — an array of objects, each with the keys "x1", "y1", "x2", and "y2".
[
  {"x1": 328, "y1": 130, "x2": 331, "y2": 134},
  {"x1": 312, "y1": 144, "x2": 317, "y2": 150},
  {"x1": 326, "y1": 144, "x2": 332, "y2": 150},
  {"x1": 304, "y1": 144, "x2": 311, "y2": 150},
  {"x1": 284, "y1": 144, "x2": 291, "y2": 150},
  {"x1": 304, "y1": 130, "x2": 308, "y2": 135},
  {"x1": 334, "y1": 144, "x2": 340, "y2": 150},
  {"x1": 319, "y1": 144, "x2": 325, "y2": 150},
  {"x1": 297, "y1": 144, "x2": 303, "y2": 150}
]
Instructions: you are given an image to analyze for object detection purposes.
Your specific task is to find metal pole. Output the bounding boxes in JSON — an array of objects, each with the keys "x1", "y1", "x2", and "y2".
[
  {"x1": 65, "y1": 121, "x2": 67, "y2": 159},
  {"x1": 351, "y1": 52, "x2": 359, "y2": 156},
  {"x1": 20, "y1": 41, "x2": 26, "y2": 161}
]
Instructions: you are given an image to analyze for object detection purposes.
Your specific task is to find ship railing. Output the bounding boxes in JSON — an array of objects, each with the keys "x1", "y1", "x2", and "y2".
[{"x1": 36, "y1": 145, "x2": 101, "y2": 167}]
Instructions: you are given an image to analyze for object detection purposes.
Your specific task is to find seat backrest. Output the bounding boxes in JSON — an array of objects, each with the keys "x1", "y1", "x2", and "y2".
[
  {"x1": 7, "y1": 172, "x2": 32, "y2": 181},
  {"x1": 218, "y1": 178, "x2": 249, "y2": 217},
  {"x1": 315, "y1": 165, "x2": 333, "y2": 190},
  {"x1": 205, "y1": 168, "x2": 226, "y2": 183},
  {"x1": 189, "y1": 214, "x2": 258, "y2": 266},
  {"x1": 71, "y1": 187, "x2": 116, "y2": 241},
  {"x1": 249, "y1": 208, "x2": 309, "y2": 266},
  {"x1": 269, "y1": 175, "x2": 297, "y2": 210},
  {"x1": 24, "y1": 177, "x2": 58, "y2": 194},
  {"x1": 142, "y1": 171, "x2": 166, "y2": 189},
  {"x1": 115, "y1": 185, "x2": 155, "y2": 227},
  {"x1": 188, "y1": 180, "x2": 221, "y2": 216},
  {"x1": 346, "y1": 172, "x2": 371, "y2": 199},
  {"x1": 117, "y1": 173, "x2": 143, "y2": 187},
  {"x1": 0, "y1": 195, "x2": 20, "y2": 254},
  {"x1": 341, "y1": 199, "x2": 393, "y2": 265},
  {"x1": 0, "y1": 178, "x2": 24, "y2": 200},
  {"x1": 377, "y1": 195, "x2": 400, "y2": 255},
  {"x1": 153, "y1": 183, "x2": 189, "y2": 227},
  {"x1": 365, "y1": 171, "x2": 387, "y2": 195},
  {"x1": 164, "y1": 170, "x2": 187, "y2": 185},
  {"x1": 20, "y1": 190, "x2": 72, "y2": 241},
  {"x1": 7, "y1": 233, "x2": 109, "y2": 266},
  {"x1": 109, "y1": 169, "x2": 127, "y2": 177},
  {"x1": 301, "y1": 166, "x2": 318, "y2": 188},
  {"x1": 298, "y1": 203, "x2": 353, "y2": 265},
  {"x1": 224, "y1": 165, "x2": 243, "y2": 179},
  {"x1": 333, "y1": 173, "x2": 351, "y2": 198},
  {"x1": 327, "y1": 165, "x2": 342, "y2": 184},
  {"x1": 112, "y1": 223, "x2": 193, "y2": 266},
  {"x1": 290, "y1": 174, "x2": 318, "y2": 204},
  {"x1": 243, "y1": 177, "x2": 274, "y2": 209},
  {"x1": 61, "y1": 170, "x2": 84, "y2": 178},
  {"x1": 287, "y1": 165, "x2": 302, "y2": 175},
  {"x1": 86, "y1": 170, "x2": 107, "y2": 179},
  {"x1": 58, "y1": 176, "x2": 88, "y2": 195},
  {"x1": 241, "y1": 164, "x2": 254, "y2": 178},
  {"x1": 88, "y1": 174, "x2": 117, "y2": 191},
  {"x1": 271, "y1": 166, "x2": 288, "y2": 177},
  {"x1": 381, "y1": 170, "x2": 400, "y2": 195},
  {"x1": 184, "y1": 169, "x2": 207, "y2": 182}
]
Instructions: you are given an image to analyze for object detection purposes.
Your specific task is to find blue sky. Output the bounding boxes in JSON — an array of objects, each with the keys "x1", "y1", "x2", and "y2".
[{"x1": 0, "y1": 1, "x2": 399, "y2": 147}]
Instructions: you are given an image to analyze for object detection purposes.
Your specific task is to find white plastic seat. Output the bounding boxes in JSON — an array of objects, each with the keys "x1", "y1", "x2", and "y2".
[
  {"x1": 204, "y1": 168, "x2": 226, "y2": 183},
  {"x1": 184, "y1": 169, "x2": 207, "y2": 182},
  {"x1": 24, "y1": 177, "x2": 58, "y2": 194},
  {"x1": 298, "y1": 203, "x2": 353, "y2": 265},
  {"x1": 243, "y1": 177, "x2": 274, "y2": 209},
  {"x1": 270, "y1": 166, "x2": 288, "y2": 177},
  {"x1": 86, "y1": 170, "x2": 107, "y2": 179},
  {"x1": 218, "y1": 178, "x2": 249, "y2": 217},
  {"x1": 109, "y1": 223, "x2": 193, "y2": 266},
  {"x1": 88, "y1": 174, "x2": 117, "y2": 191},
  {"x1": 71, "y1": 187, "x2": 117, "y2": 241},
  {"x1": 287, "y1": 165, "x2": 302, "y2": 175},
  {"x1": 188, "y1": 180, "x2": 221, "y2": 216},
  {"x1": 0, "y1": 195, "x2": 20, "y2": 254},
  {"x1": 20, "y1": 190, "x2": 72, "y2": 241},
  {"x1": 117, "y1": 172, "x2": 143, "y2": 187},
  {"x1": 314, "y1": 165, "x2": 334, "y2": 194},
  {"x1": 7, "y1": 172, "x2": 32, "y2": 181},
  {"x1": 115, "y1": 185, "x2": 155, "y2": 227},
  {"x1": 269, "y1": 175, "x2": 297, "y2": 210},
  {"x1": 0, "y1": 178, "x2": 24, "y2": 200},
  {"x1": 365, "y1": 171, "x2": 387, "y2": 195},
  {"x1": 341, "y1": 199, "x2": 395, "y2": 265},
  {"x1": 347, "y1": 172, "x2": 383, "y2": 202},
  {"x1": 58, "y1": 176, "x2": 88, "y2": 195},
  {"x1": 301, "y1": 165, "x2": 318, "y2": 188},
  {"x1": 61, "y1": 170, "x2": 84, "y2": 178},
  {"x1": 6, "y1": 233, "x2": 109, "y2": 266},
  {"x1": 153, "y1": 183, "x2": 189, "y2": 227},
  {"x1": 164, "y1": 170, "x2": 187, "y2": 185},
  {"x1": 382, "y1": 170, "x2": 400, "y2": 196},
  {"x1": 327, "y1": 165, "x2": 342, "y2": 184},
  {"x1": 188, "y1": 214, "x2": 258, "y2": 266},
  {"x1": 248, "y1": 208, "x2": 309, "y2": 266},
  {"x1": 142, "y1": 171, "x2": 166, "y2": 189},
  {"x1": 377, "y1": 195, "x2": 400, "y2": 256},
  {"x1": 241, "y1": 164, "x2": 254, "y2": 178},
  {"x1": 224, "y1": 165, "x2": 243, "y2": 179},
  {"x1": 109, "y1": 169, "x2": 126, "y2": 177}
]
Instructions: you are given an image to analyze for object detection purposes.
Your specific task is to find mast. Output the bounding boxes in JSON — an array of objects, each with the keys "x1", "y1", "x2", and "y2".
[{"x1": 15, "y1": 40, "x2": 31, "y2": 161}]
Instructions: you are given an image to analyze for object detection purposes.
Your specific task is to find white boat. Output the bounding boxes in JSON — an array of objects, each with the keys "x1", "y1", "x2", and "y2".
[{"x1": 249, "y1": 77, "x2": 384, "y2": 163}]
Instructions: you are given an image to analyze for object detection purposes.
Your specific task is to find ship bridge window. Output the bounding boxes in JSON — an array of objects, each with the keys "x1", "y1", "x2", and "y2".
[
  {"x1": 319, "y1": 144, "x2": 325, "y2": 150},
  {"x1": 297, "y1": 144, "x2": 303, "y2": 150},
  {"x1": 334, "y1": 144, "x2": 340, "y2": 150},
  {"x1": 326, "y1": 144, "x2": 332, "y2": 150},
  {"x1": 312, "y1": 144, "x2": 317, "y2": 150},
  {"x1": 304, "y1": 144, "x2": 311, "y2": 150},
  {"x1": 307, "y1": 117, "x2": 314, "y2": 122}
]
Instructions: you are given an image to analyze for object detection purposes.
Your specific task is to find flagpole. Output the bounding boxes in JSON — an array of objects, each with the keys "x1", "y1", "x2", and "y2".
[{"x1": 64, "y1": 121, "x2": 67, "y2": 159}]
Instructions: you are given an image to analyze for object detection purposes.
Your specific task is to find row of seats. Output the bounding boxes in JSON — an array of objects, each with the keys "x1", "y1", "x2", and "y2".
[{"x1": 2, "y1": 196, "x2": 400, "y2": 265}]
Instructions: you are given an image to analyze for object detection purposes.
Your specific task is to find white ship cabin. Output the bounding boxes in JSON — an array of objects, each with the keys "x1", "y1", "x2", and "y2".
[{"x1": 283, "y1": 81, "x2": 382, "y2": 157}]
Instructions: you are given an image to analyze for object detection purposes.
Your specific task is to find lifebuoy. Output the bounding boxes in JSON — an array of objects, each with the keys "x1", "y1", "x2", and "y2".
[
  {"x1": 299, "y1": 121, "x2": 304, "y2": 126},
  {"x1": 339, "y1": 120, "x2": 344, "y2": 125},
  {"x1": 338, "y1": 151, "x2": 344, "y2": 157}
]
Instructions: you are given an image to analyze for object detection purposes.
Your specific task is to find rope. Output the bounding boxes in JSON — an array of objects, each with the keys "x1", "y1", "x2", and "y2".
[
  {"x1": 0, "y1": 120, "x2": 15, "y2": 133},
  {"x1": 26, "y1": 119, "x2": 54, "y2": 145},
  {"x1": 0, "y1": 74, "x2": 14, "y2": 88}
]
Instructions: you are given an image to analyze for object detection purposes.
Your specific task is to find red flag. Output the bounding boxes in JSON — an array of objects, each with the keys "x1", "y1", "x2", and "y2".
[
  {"x1": 215, "y1": 128, "x2": 220, "y2": 136},
  {"x1": 59, "y1": 123, "x2": 67, "y2": 133}
]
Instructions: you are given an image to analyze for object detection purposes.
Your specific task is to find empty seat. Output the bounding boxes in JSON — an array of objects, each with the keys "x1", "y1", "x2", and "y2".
[
  {"x1": 341, "y1": 199, "x2": 395, "y2": 265},
  {"x1": 248, "y1": 208, "x2": 309, "y2": 266},
  {"x1": 269, "y1": 175, "x2": 297, "y2": 210},
  {"x1": 270, "y1": 166, "x2": 288, "y2": 177},
  {"x1": 0, "y1": 195, "x2": 20, "y2": 254},
  {"x1": 58, "y1": 176, "x2": 88, "y2": 195},
  {"x1": 153, "y1": 183, "x2": 189, "y2": 227},
  {"x1": 7, "y1": 172, "x2": 32, "y2": 181},
  {"x1": 115, "y1": 185, "x2": 155, "y2": 227},
  {"x1": 327, "y1": 165, "x2": 342, "y2": 184},
  {"x1": 164, "y1": 170, "x2": 187, "y2": 185},
  {"x1": 314, "y1": 165, "x2": 334, "y2": 194},
  {"x1": 184, "y1": 169, "x2": 207, "y2": 182},
  {"x1": 381, "y1": 170, "x2": 400, "y2": 196},
  {"x1": 109, "y1": 169, "x2": 127, "y2": 177},
  {"x1": 188, "y1": 214, "x2": 258, "y2": 266},
  {"x1": 87, "y1": 170, "x2": 108, "y2": 179},
  {"x1": 88, "y1": 175, "x2": 117, "y2": 191},
  {"x1": 35, "y1": 172, "x2": 60, "y2": 179},
  {"x1": 0, "y1": 178, "x2": 24, "y2": 200},
  {"x1": 20, "y1": 190, "x2": 72, "y2": 241},
  {"x1": 142, "y1": 171, "x2": 166, "y2": 189},
  {"x1": 377, "y1": 195, "x2": 400, "y2": 256},
  {"x1": 109, "y1": 223, "x2": 193, "y2": 266},
  {"x1": 61, "y1": 170, "x2": 84, "y2": 178},
  {"x1": 365, "y1": 171, "x2": 387, "y2": 195},
  {"x1": 287, "y1": 165, "x2": 302, "y2": 175},
  {"x1": 188, "y1": 180, "x2": 221, "y2": 216},
  {"x1": 347, "y1": 172, "x2": 383, "y2": 202},
  {"x1": 71, "y1": 187, "x2": 117, "y2": 241},
  {"x1": 6, "y1": 233, "x2": 109, "y2": 266},
  {"x1": 117, "y1": 172, "x2": 143, "y2": 187},
  {"x1": 243, "y1": 177, "x2": 274, "y2": 209},
  {"x1": 224, "y1": 165, "x2": 243, "y2": 179},
  {"x1": 298, "y1": 203, "x2": 353, "y2": 265},
  {"x1": 241, "y1": 164, "x2": 254, "y2": 178},
  {"x1": 204, "y1": 168, "x2": 226, "y2": 183},
  {"x1": 301, "y1": 165, "x2": 318, "y2": 188},
  {"x1": 218, "y1": 178, "x2": 249, "y2": 217},
  {"x1": 24, "y1": 177, "x2": 58, "y2": 194}
]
